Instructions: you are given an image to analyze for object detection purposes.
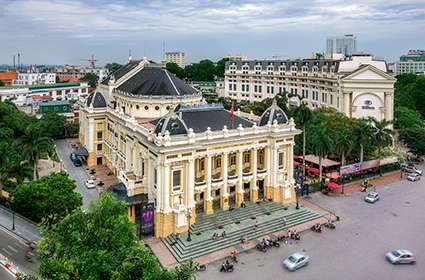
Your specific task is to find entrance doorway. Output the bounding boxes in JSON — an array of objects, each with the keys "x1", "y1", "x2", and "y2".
[
  {"x1": 96, "y1": 157, "x2": 103, "y2": 165},
  {"x1": 243, "y1": 182, "x2": 250, "y2": 201},
  {"x1": 195, "y1": 192, "x2": 204, "y2": 214},
  {"x1": 213, "y1": 189, "x2": 220, "y2": 210},
  {"x1": 229, "y1": 185, "x2": 236, "y2": 207},
  {"x1": 258, "y1": 180, "x2": 264, "y2": 199}
]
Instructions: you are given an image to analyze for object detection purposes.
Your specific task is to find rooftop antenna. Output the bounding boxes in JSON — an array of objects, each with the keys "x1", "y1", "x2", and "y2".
[{"x1": 17, "y1": 53, "x2": 21, "y2": 71}]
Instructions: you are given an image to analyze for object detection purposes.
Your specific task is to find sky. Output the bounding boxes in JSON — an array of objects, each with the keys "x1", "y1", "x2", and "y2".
[{"x1": 0, "y1": 0, "x2": 425, "y2": 66}]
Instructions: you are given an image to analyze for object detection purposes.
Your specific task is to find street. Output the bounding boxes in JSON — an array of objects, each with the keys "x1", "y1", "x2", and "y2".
[
  {"x1": 0, "y1": 227, "x2": 37, "y2": 276},
  {"x1": 0, "y1": 266, "x2": 15, "y2": 280},
  {"x1": 199, "y1": 167, "x2": 425, "y2": 280},
  {"x1": 55, "y1": 139, "x2": 99, "y2": 209}
]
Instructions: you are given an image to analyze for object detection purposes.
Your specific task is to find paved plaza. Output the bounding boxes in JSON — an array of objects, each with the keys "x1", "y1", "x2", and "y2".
[{"x1": 199, "y1": 165, "x2": 425, "y2": 280}]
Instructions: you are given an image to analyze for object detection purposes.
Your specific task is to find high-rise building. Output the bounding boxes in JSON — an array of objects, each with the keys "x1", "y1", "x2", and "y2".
[
  {"x1": 223, "y1": 54, "x2": 395, "y2": 122},
  {"x1": 224, "y1": 54, "x2": 247, "y2": 61},
  {"x1": 326, "y1": 34, "x2": 357, "y2": 57},
  {"x1": 165, "y1": 52, "x2": 185, "y2": 68},
  {"x1": 393, "y1": 50, "x2": 425, "y2": 75}
]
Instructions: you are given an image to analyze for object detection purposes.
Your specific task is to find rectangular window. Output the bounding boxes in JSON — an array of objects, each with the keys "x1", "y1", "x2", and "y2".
[
  {"x1": 97, "y1": 143, "x2": 102, "y2": 151},
  {"x1": 216, "y1": 158, "x2": 221, "y2": 168},
  {"x1": 97, "y1": 131, "x2": 103, "y2": 140},
  {"x1": 230, "y1": 155, "x2": 236, "y2": 165},
  {"x1": 141, "y1": 160, "x2": 145, "y2": 177},
  {"x1": 154, "y1": 168, "x2": 157, "y2": 188},
  {"x1": 278, "y1": 152, "x2": 284, "y2": 168},
  {"x1": 244, "y1": 153, "x2": 250, "y2": 163},
  {"x1": 228, "y1": 84, "x2": 232, "y2": 90},
  {"x1": 173, "y1": 170, "x2": 181, "y2": 191}
]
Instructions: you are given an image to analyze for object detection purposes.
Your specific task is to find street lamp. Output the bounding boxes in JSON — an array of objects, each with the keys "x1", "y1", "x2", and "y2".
[
  {"x1": 12, "y1": 210, "x2": 15, "y2": 231},
  {"x1": 295, "y1": 183, "x2": 300, "y2": 210},
  {"x1": 186, "y1": 208, "x2": 192, "y2": 242}
]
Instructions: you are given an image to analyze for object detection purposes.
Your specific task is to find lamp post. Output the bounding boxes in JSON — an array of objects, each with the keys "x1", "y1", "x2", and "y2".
[
  {"x1": 12, "y1": 210, "x2": 15, "y2": 231},
  {"x1": 186, "y1": 208, "x2": 192, "y2": 242},
  {"x1": 295, "y1": 183, "x2": 300, "y2": 210}
]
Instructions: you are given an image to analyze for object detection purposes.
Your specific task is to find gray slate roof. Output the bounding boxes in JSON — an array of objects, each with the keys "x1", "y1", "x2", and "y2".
[
  {"x1": 151, "y1": 104, "x2": 255, "y2": 135},
  {"x1": 86, "y1": 92, "x2": 106, "y2": 108},
  {"x1": 101, "y1": 60, "x2": 141, "y2": 85},
  {"x1": 117, "y1": 66, "x2": 198, "y2": 97}
]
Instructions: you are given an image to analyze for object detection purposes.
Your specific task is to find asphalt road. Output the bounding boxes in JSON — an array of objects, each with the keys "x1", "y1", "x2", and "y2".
[
  {"x1": 0, "y1": 266, "x2": 15, "y2": 280},
  {"x1": 200, "y1": 165, "x2": 425, "y2": 280},
  {"x1": 55, "y1": 139, "x2": 99, "y2": 209},
  {"x1": 0, "y1": 226, "x2": 37, "y2": 276}
]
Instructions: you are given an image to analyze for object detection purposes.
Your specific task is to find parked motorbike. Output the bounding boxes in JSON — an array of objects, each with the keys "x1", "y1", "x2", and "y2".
[
  {"x1": 268, "y1": 239, "x2": 280, "y2": 247},
  {"x1": 256, "y1": 243, "x2": 267, "y2": 252},
  {"x1": 195, "y1": 264, "x2": 206, "y2": 271},
  {"x1": 220, "y1": 263, "x2": 234, "y2": 272},
  {"x1": 324, "y1": 221, "x2": 336, "y2": 229}
]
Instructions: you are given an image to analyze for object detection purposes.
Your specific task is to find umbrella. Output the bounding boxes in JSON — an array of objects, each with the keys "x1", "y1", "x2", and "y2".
[
  {"x1": 326, "y1": 172, "x2": 340, "y2": 179},
  {"x1": 326, "y1": 182, "x2": 341, "y2": 189}
]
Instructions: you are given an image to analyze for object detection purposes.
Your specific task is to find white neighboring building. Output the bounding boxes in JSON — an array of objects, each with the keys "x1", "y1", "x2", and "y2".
[
  {"x1": 223, "y1": 54, "x2": 395, "y2": 122},
  {"x1": 13, "y1": 72, "x2": 56, "y2": 85},
  {"x1": 392, "y1": 50, "x2": 425, "y2": 75},
  {"x1": 164, "y1": 52, "x2": 185, "y2": 68}
]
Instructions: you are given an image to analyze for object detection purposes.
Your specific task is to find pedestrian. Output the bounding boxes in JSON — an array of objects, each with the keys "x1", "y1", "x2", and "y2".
[
  {"x1": 253, "y1": 221, "x2": 258, "y2": 230},
  {"x1": 221, "y1": 231, "x2": 227, "y2": 238},
  {"x1": 283, "y1": 216, "x2": 287, "y2": 226}
]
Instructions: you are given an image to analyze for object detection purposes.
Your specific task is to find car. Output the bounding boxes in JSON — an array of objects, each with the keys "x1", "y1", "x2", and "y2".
[
  {"x1": 364, "y1": 192, "x2": 379, "y2": 203},
  {"x1": 85, "y1": 179, "x2": 96, "y2": 189},
  {"x1": 402, "y1": 165, "x2": 423, "y2": 175},
  {"x1": 407, "y1": 173, "x2": 421, "y2": 182},
  {"x1": 283, "y1": 252, "x2": 310, "y2": 271},
  {"x1": 385, "y1": 249, "x2": 416, "y2": 264},
  {"x1": 70, "y1": 153, "x2": 82, "y2": 167}
]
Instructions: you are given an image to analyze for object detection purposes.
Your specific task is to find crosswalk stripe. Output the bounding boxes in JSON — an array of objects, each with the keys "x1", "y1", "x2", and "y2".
[
  {"x1": 1, "y1": 248, "x2": 11, "y2": 256},
  {"x1": 7, "y1": 245, "x2": 17, "y2": 253}
]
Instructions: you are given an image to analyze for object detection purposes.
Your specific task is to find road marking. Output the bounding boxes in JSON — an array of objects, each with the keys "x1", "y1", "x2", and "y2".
[
  {"x1": 1, "y1": 248, "x2": 12, "y2": 256},
  {"x1": 7, "y1": 246, "x2": 17, "y2": 253}
]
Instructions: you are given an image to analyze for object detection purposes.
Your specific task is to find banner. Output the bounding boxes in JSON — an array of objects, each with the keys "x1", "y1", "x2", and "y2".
[
  {"x1": 140, "y1": 202, "x2": 155, "y2": 236},
  {"x1": 340, "y1": 163, "x2": 361, "y2": 175}
]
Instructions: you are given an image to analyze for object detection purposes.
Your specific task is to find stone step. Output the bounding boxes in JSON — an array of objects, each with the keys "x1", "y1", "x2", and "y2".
[
  {"x1": 191, "y1": 206, "x2": 302, "y2": 233},
  {"x1": 163, "y1": 209, "x2": 320, "y2": 262}
]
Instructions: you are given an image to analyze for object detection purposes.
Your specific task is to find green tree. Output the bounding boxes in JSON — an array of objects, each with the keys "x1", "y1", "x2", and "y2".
[
  {"x1": 394, "y1": 106, "x2": 423, "y2": 129},
  {"x1": 39, "y1": 112, "x2": 67, "y2": 139},
  {"x1": 368, "y1": 117, "x2": 394, "y2": 158},
  {"x1": 215, "y1": 58, "x2": 230, "y2": 78},
  {"x1": 37, "y1": 192, "x2": 195, "y2": 280},
  {"x1": 166, "y1": 62, "x2": 185, "y2": 79},
  {"x1": 82, "y1": 73, "x2": 99, "y2": 88},
  {"x1": 334, "y1": 128, "x2": 353, "y2": 166},
  {"x1": 105, "y1": 63, "x2": 123, "y2": 73},
  {"x1": 310, "y1": 125, "x2": 333, "y2": 187},
  {"x1": 10, "y1": 172, "x2": 82, "y2": 226},
  {"x1": 19, "y1": 123, "x2": 54, "y2": 180},
  {"x1": 353, "y1": 119, "x2": 373, "y2": 162},
  {"x1": 184, "y1": 59, "x2": 216, "y2": 81},
  {"x1": 293, "y1": 102, "x2": 313, "y2": 180},
  {"x1": 399, "y1": 126, "x2": 425, "y2": 156}
]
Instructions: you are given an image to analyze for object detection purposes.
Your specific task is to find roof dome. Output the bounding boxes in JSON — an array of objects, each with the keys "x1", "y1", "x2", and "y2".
[
  {"x1": 154, "y1": 112, "x2": 188, "y2": 136},
  {"x1": 86, "y1": 92, "x2": 106, "y2": 108},
  {"x1": 259, "y1": 99, "x2": 288, "y2": 126}
]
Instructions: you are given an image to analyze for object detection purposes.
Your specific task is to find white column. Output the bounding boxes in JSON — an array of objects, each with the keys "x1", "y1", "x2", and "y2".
[
  {"x1": 265, "y1": 146, "x2": 270, "y2": 186},
  {"x1": 162, "y1": 162, "x2": 171, "y2": 212},
  {"x1": 270, "y1": 143, "x2": 277, "y2": 187},
  {"x1": 384, "y1": 92, "x2": 393, "y2": 121},
  {"x1": 252, "y1": 148, "x2": 258, "y2": 190},
  {"x1": 156, "y1": 162, "x2": 163, "y2": 210},
  {"x1": 222, "y1": 152, "x2": 229, "y2": 197},
  {"x1": 187, "y1": 159, "x2": 195, "y2": 208},
  {"x1": 237, "y1": 150, "x2": 243, "y2": 193},
  {"x1": 206, "y1": 155, "x2": 212, "y2": 200},
  {"x1": 288, "y1": 143, "x2": 294, "y2": 183},
  {"x1": 343, "y1": 91, "x2": 351, "y2": 117}
]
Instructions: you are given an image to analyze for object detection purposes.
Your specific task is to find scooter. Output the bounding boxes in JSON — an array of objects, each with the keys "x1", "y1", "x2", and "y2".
[
  {"x1": 324, "y1": 221, "x2": 336, "y2": 229},
  {"x1": 220, "y1": 263, "x2": 234, "y2": 272},
  {"x1": 195, "y1": 264, "x2": 206, "y2": 271}
]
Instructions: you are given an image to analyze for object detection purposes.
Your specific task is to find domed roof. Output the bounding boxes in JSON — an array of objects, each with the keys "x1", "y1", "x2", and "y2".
[
  {"x1": 154, "y1": 112, "x2": 188, "y2": 136},
  {"x1": 259, "y1": 99, "x2": 288, "y2": 126},
  {"x1": 86, "y1": 92, "x2": 106, "y2": 108}
]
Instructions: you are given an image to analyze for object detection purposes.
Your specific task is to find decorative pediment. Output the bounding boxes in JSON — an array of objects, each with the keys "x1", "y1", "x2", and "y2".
[{"x1": 342, "y1": 65, "x2": 395, "y2": 81}]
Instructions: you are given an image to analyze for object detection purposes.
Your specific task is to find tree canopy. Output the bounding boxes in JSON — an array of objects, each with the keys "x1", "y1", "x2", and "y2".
[
  {"x1": 166, "y1": 58, "x2": 229, "y2": 82},
  {"x1": 10, "y1": 172, "x2": 82, "y2": 225},
  {"x1": 36, "y1": 192, "x2": 196, "y2": 280},
  {"x1": 81, "y1": 73, "x2": 99, "y2": 88}
]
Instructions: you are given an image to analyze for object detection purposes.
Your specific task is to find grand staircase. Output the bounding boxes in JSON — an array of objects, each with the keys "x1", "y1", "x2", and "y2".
[{"x1": 162, "y1": 201, "x2": 321, "y2": 262}]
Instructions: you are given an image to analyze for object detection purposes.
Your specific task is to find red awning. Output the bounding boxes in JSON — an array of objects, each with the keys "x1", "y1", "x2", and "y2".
[
  {"x1": 294, "y1": 161, "x2": 301, "y2": 166},
  {"x1": 307, "y1": 167, "x2": 320, "y2": 173},
  {"x1": 326, "y1": 172, "x2": 340, "y2": 179},
  {"x1": 293, "y1": 155, "x2": 302, "y2": 159},
  {"x1": 327, "y1": 182, "x2": 341, "y2": 189}
]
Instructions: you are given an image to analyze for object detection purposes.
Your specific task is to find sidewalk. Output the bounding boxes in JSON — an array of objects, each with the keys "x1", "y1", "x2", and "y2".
[{"x1": 0, "y1": 206, "x2": 40, "y2": 243}]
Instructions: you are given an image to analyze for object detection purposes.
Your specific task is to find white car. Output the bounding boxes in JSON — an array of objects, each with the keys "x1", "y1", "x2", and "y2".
[
  {"x1": 403, "y1": 165, "x2": 423, "y2": 176},
  {"x1": 407, "y1": 173, "x2": 421, "y2": 182},
  {"x1": 365, "y1": 192, "x2": 379, "y2": 203},
  {"x1": 283, "y1": 252, "x2": 310, "y2": 271},
  {"x1": 385, "y1": 249, "x2": 416, "y2": 264},
  {"x1": 85, "y1": 179, "x2": 96, "y2": 189}
]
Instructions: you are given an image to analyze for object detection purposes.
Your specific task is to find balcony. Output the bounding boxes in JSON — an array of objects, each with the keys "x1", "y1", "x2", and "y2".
[
  {"x1": 243, "y1": 167, "x2": 253, "y2": 176},
  {"x1": 118, "y1": 171, "x2": 144, "y2": 194},
  {"x1": 195, "y1": 176, "x2": 206, "y2": 187},
  {"x1": 211, "y1": 173, "x2": 223, "y2": 183}
]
